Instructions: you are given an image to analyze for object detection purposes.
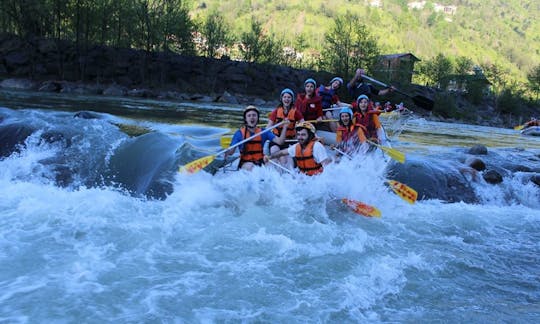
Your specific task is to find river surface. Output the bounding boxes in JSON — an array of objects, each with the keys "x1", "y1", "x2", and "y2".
[{"x1": 1, "y1": 90, "x2": 539, "y2": 323}]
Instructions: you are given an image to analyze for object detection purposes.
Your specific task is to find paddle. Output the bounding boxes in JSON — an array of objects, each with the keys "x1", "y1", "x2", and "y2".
[
  {"x1": 386, "y1": 180, "x2": 418, "y2": 204},
  {"x1": 514, "y1": 124, "x2": 526, "y2": 130},
  {"x1": 366, "y1": 140, "x2": 405, "y2": 164},
  {"x1": 220, "y1": 119, "x2": 335, "y2": 148},
  {"x1": 342, "y1": 198, "x2": 381, "y2": 217},
  {"x1": 179, "y1": 121, "x2": 287, "y2": 174},
  {"x1": 361, "y1": 75, "x2": 434, "y2": 110},
  {"x1": 330, "y1": 147, "x2": 416, "y2": 204}
]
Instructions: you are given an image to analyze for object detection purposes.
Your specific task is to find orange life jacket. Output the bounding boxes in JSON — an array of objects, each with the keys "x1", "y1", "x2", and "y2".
[
  {"x1": 240, "y1": 127, "x2": 264, "y2": 164},
  {"x1": 272, "y1": 106, "x2": 298, "y2": 138},
  {"x1": 295, "y1": 140, "x2": 323, "y2": 176},
  {"x1": 336, "y1": 123, "x2": 367, "y2": 144}
]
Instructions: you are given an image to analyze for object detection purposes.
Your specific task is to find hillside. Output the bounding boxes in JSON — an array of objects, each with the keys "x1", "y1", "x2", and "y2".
[{"x1": 191, "y1": 0, "x2": 540, "y2": 84}]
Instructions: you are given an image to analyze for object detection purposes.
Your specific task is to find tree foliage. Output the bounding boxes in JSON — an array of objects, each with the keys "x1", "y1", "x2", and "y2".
[
  {"x1": 199, "y1": 11, "x2": 232, "y2": 58},
  {"x1": 319, "y1": 13, "x2": 380, "y2": 80},
  {"x1": 417, "y1": 54, "x2": 453, "y2": 88},
  {"x1": 527, "y1": 65, "x2": 540, "y2": 100},
  {"x1": 238, "y1": 18, "x2": 284, "y2": 64}
]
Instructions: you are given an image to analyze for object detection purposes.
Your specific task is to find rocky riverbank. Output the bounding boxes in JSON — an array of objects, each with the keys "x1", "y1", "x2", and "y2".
[{"x1": 0, "y1": 33, "x2": 535, "y2": 128}]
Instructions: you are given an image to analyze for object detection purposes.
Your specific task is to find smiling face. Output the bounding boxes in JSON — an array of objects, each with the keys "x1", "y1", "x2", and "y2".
[
  {"x1": 358, "y1": 99, "x2": 369, "y2": 112},
  {"x1": 281, "y1": 93, "x2": 293, "y2": 107},
  {"x1": 305, "y1": 83, "x2": 315, "y2": 96},
  {"x1": 244, "y1": 110, "x2": 259, "y2": 127},
  {"x1": 340, "y1": 112, "x2": 351, "y2": 125},
  {"x1": 331, "y1": 80, "x2": 341, "y2": 90}
]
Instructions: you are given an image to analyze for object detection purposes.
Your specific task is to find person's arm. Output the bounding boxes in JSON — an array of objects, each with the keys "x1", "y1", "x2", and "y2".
[
  {"x1": 267, "y1": 110, "x2": 277, "y2": 128},
  {"x1": 313, "y1": 142, "x2": 332, "y2": 166},
  {"x1": 223, "y1": 130, "x2": 242, "y2": 158},
  {"x1": 264, "y1": 147, "x2": 290, "y2": 162},
  {"x1": 294, "y1": 110, "x2": 305, "y2": 123},
  {"x1": 347, "y1": 68, "x2": 365, "y2": 90},
  {"x1": 270, "y1": 119, "x2": 289, "y2": 145}
]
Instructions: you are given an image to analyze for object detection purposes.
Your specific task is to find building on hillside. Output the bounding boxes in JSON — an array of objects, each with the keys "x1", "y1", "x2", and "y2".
[
  {"x1": 367, "y1": 0, "x2": 382, "y2": 8},
  {"x1": 442, "y1": 66, "x2": 491, "y2": 94},
  {"x1": 407, "y1": 1, "x2": 427, "y2": 10},
  {"x1": 372, "y1": 53, "x2": 420, "y2": 86},
  {"x1": 433, "y1": 4, "x2": 457, "y2": 15}
]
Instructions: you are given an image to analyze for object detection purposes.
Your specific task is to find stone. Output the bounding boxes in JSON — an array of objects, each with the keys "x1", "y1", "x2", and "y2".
[
  {"x1": 0, "y1": 78, "x2": 37, "y2": 90},
  {"x1": 468, "y1": 144, "x2": 488, "y2": 155},
  {"x1": 483, "y1": 169, "x2": 503, "y2": 184},
  {"x1": 465, "y1": 157, "x2": 486, "y2": 171}
]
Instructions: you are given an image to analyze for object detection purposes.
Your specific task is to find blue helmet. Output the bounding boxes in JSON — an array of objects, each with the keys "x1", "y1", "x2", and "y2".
[
  {"x1": 304, "y1": 78, "x2": 317, "y2": 88},
  {"x1": 330, "y1": 77, "x2": 343, "y2": 86},
  {"x1": 356, "y1": 94, "x2": 369, "y2": 103},
  {"x1": 280, "y1": 88, "x2": 295, "y2": 102}
]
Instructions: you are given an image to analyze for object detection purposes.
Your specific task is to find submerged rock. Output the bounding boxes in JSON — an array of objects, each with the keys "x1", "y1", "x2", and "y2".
[{"x1": 468, "y1": 144, "x2": 488, "y2": 155}]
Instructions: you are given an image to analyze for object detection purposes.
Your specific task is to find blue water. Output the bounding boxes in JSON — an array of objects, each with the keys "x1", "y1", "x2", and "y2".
[{"x1": 0, "y1": 90, "x2": 539, "y2": 322}]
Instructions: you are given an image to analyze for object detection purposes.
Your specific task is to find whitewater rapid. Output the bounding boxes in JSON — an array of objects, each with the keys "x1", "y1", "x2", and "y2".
[{"x1": 0, "y1": 91, "x2": 539, "y2": 322}]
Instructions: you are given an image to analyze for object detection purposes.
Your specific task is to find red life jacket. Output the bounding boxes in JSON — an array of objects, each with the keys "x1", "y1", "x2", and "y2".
[
  {"x1": 354, "y1": 111, "x2": 378, "y2": 139},
  {"x1": 295, "y1": 140, "x2": 323, "y2": 176},
  {"x1": 296, "y1": 94, "x2": 322, "y2": 121},
  {"x1": 240, "y1": 127, "x2": 264, "y2": 164},
  {"x1": 336, "y1": 123, "x2": 367, "y2": 143},
  {"x1": 272, "y1": 106, "x2": 298, "y2": 139}
]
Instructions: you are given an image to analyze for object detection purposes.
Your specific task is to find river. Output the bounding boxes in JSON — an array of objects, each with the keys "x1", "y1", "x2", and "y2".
[{"x1": 1, "y1": 90, "x2": 539, "y2": 322}]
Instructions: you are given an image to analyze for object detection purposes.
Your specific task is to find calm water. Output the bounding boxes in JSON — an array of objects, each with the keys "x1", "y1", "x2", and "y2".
[{"x1": 1, "y1": 90, "x2": 539, "y2": 323}]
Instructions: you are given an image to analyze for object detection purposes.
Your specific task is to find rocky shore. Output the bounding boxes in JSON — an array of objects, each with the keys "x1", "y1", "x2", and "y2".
[{"x1": 0, "y1": 33, "x2": 535, "y2": 128}]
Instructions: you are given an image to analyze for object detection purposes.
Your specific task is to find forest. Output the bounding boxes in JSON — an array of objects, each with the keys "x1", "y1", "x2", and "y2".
[{"x1": 0, "y1": 0, "x2": 539, "y2": 118}]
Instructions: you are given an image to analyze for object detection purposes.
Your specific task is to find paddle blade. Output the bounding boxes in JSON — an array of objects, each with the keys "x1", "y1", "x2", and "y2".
[
  {"x1": 342, "y1": 198, "x2": 381, "y2": 218},
  {"x1": 379, "y1": 145, "x2": 405, "y2": 164},
  {"x1": 387, "y1": 180, "x2": 418, "y2": 204},
  {"x1": 220, "y1": 136, "x2": 232, "y2": 149},
  {"x1": 514, "y1": 124, "x2": 525, "y2": 130},
  {"x1": 179, "y1": 155, "x2": 216, "y2": 174}
]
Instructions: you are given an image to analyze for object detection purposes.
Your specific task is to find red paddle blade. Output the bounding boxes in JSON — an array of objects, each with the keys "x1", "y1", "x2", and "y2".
[{"x1": 341, "y1": 198, "x2": 381, "y2": 218}]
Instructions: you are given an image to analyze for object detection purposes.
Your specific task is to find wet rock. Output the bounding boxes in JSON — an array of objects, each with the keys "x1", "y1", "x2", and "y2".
[
  {"x1": 386, "y1": 159, "x2": 478, "y2": 203},
  {"x1": 38, "y1": 80, "x2": 62, "y2": 92},
  {"x1": 483, "y1": 169, "x2": 503, "y2": 184},
  {"x1": 0, "y1": 78, "x2": 37, "y2": 90},
  {"x1": 0, "y1": 123, "x2": 35, "y2": 157},
  {"x1": 103, "y1": 84, "x2": 127, "y2": 96},
  {"x1": 468, "y1": 144, "x2": 488, "y2": 155},
  {"x1": 216, "y1": 91, "x2": 239, "y2": 104},
  {"x1": 74, "y1": 111, "x2": 100, "y2": 119},
  {"x1": 465, "y1": 157, "x2": 486, "y2": 171},
  {"x1": 531, "y1": 175, "x2": 540, "y2": 187}
]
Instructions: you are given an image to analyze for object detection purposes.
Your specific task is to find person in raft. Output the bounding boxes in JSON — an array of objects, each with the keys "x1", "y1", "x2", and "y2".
[
  {"x1": 352, "y1": 95, "x2": 388, "y2": 146},
  {"x1": 316, "y1": 76, "x2": 351, "y2": 132},
  {"x1": 267, "y1": 88, "x2": 305, "y2": 169},
  {"x1": 523, "y1": 117, "x2": 539, "y2": 129},
  {"x1": 347, "y1": 68, "x2": 394, "y2": 100},
  {"x1": 335, "y1": 107, "x2": 370, "y2": 156},
  {"x1": 264, "y1": 121, "x2": 332, "y2": 176},
  {"x1": 295, "y1": 78, "x2": 323, "y2": 127},
  {"x1": 224, "y1": 105, "x2": 289, "y2": 171}
]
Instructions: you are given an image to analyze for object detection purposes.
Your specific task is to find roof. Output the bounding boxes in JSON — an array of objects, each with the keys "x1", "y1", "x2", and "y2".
[{"x1": 378, "y1": 53, "x2": 421, "y2": 61}]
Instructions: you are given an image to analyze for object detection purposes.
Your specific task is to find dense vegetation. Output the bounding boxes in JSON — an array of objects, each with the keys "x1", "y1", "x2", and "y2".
[{"x1": 0, "y1": 0, "x2": 538, "y2": 120}]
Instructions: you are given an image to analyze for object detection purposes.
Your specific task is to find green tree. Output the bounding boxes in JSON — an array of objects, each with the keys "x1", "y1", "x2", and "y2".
[
  {"x1": 480, "y1": 62, "x2": 508, "y2": 95},
  {"x1": 455, "y1": 56, "x2": 473, "y2": 75},
  {"x1": 239, "y1": 18, "x2": 283, "y2": 64},
  {"x1": 319, "y1": 13, "x2": 380, "y2": 80},
  {"x1": 527, "y1": 65, "x2": 540, "y2": 100},
  {"x1": 418, "y1": 53, "x2": 453, "y2": 88},
  {"x1": 200, "y1": 11, "x2": 231, "y2": 58}
]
